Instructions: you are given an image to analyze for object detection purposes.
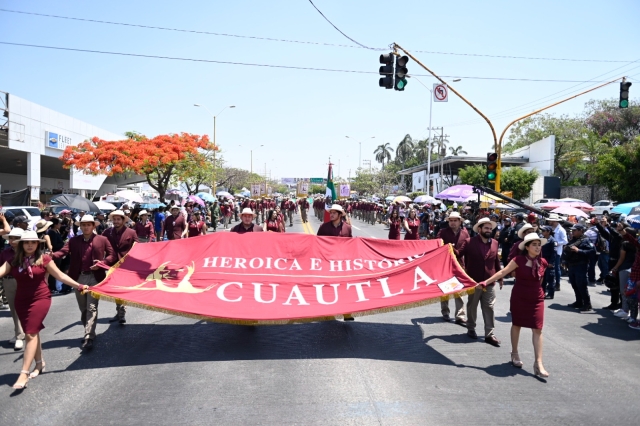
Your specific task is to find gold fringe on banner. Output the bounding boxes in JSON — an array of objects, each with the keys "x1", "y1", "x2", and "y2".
[{"x1": 90, "y1": 285, "x2": 478, "y2": 326}]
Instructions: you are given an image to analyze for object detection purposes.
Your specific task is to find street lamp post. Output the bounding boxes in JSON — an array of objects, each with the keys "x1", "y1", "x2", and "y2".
[
  {"x1": 345, "y1": 136, "x2": 375, "y2": 169},
  {"x1": 194, "y1": 104, "x2": 235, "y2": 194}
]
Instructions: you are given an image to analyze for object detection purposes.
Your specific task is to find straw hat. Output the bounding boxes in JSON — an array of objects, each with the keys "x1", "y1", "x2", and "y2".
[
  {"x1": 473, "y1": 217, "x2": 497, "y2": 233},
  {"x1": 109, "y1": 210, "x2": 126, "y2": 219},
  {"x1": 138, "y1": 210, "x2": 149, "y2": 216},
  {"x1": 517, "y1": 223, "x2": 534, "y2": 239},
  {"x1": 170, "y1": 205, "x2": 181, "y2": 211},
  {"x1": 240, "y1": 208, "x2": 256, "y2": 217},
  {"x1": 329, "y1": 204, "x2": 345, "y2": 215},
  {"x1": 2, "y1": 227, "x2": 24, "y2": 240},
  {"x1": 35, "y1": 220, "x2": 53, "y2": 234},
  {"x1": 546, "y1": 214, "x2": 562, "y2": 222},
  {"x1": 19, "y1": 230, "x2": 45, "y2": 243},
  {"x1": 518, "y1": 232, "x2": 547, "y2": 251},
  {"x1": 447, "y1": 212, "x2": 463, "y2": 221}
]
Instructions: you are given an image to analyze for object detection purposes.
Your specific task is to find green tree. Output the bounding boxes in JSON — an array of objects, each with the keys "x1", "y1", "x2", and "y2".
[
  {"x1": 585, "y1": 98, "x2": 640, "y2": 146},
  {"x1": 458, "y1": 164, "x2": 487, "y2": 187},
  {"x1": 413, "y1": 138, "x2": 432, "y2": 163},
  {"x1": 501, "y1": 167, "x2": 539, "y2": 200},
  {"x1": 309, "y1": 184, "x2": 326, "y2": 194},
  {"x1": 395, "y1": 134, "x2": 415, "y2": 168},
  {"x1": 351, "y1": 168, "x2": 377, "y2": 195},
  {"x1": 449, "y1": 145, "x2": 468, "y2": 156},
  {"x1": 595, "y1": 136, "x2": 640, "y2": 202},
  {"x1": 373, "y1": 143, "x2": 394, "y2": 169}
]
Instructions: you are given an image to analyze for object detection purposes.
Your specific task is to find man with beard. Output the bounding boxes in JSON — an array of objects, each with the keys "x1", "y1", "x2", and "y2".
[
  {"x1": 436, "y1": 212, "x2": 469, "y2": 325},
  {"x1": 161, "y1": 206, "x2": 186, "y2": 240},
  {"x1": 462, "y1": 217, "x2": 503, "y2": 347}
]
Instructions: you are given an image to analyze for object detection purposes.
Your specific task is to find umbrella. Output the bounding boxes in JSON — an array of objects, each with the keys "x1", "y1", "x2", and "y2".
[
  {"x1": 216, "y1": 191, "x2": 233, "y2": 199},
  {"x1": 50, "y1": 194, "x2": 101, "y2": 213},
  {"x1": 551, "y1": 205, "x2": 590, "y2": 218},
  {"x1": 413, "y1": 195, "x2": 436, "y2": 204},
  {"x1": 188, "y1": 195, "x2": 205, "y2": 207},
  {"x1": 196, "y1": 192, "x2": 215, "y2": 202},
  {"x1": 385, "y1": 196, "x2": 394, "y2": 202},
  {"x1": 393, "y1": 196, "x2": 412, "y2": 203},
  {"x1": 94, "y1": 201, "x2": 117, "y2": 211},
  {"x1": 612, "y1": 202, "x2": 640, "y2": 215},
  {"x1": 139, "y1": 203, "x2": 166, "y2": 209},
  {"x1": 626, "y1": 215, "x2": 640, "y2": 229},
  {"x1": 490, "y1": 203, "x2": 517, "y2": 210},
  {"x1": 435, "y1": 185, "x2": 475, "y2": 202},
  {"x1": 115, "y1": 189, "x2": 144, "y2": 203},
  {"x1": 165, "y1": 189, "x2": 187, "y2": 201},
  {"x1": 542, "y1": 200, "x2": 594, "y2": 212}
]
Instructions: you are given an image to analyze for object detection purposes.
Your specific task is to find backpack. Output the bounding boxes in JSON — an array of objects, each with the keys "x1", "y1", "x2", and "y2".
[{"x1": 595, "y1": 232, "x2": 608, "y2": 253}]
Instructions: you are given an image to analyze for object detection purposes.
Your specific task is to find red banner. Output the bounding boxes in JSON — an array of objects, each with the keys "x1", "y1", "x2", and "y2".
[{"x1": 91, "y1": 233, "x2": 478, "y2": 324}]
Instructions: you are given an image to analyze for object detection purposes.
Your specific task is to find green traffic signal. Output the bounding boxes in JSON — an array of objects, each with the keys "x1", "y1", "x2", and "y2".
[
  {"x1": 619, "y1": 81, "x2": 632, "y2": 109},
  {"x1": 396, "y1": 78, "x2": 407, "y2": 90},
  {"x1": 620, "y1": 99, "x2": 629, "y2": 108},
  {"x1": 487, "y1": 171, "x2": 496, "y2": 181}
]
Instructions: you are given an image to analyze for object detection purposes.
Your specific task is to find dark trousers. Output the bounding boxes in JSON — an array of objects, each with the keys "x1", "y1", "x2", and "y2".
[
  {"x1": 598, "y1": 252, "x2": 610, "y2": 280},
  {"x1": 588, "y1": 251, "x2": 597, "y2": 282},
  {"x1": 544, "y1": 266, "x2": 556, "y2": 298},
  {"x1": 569, "y1": 263, "x2": 590, "y2": 307},
  {"x1": 501, "y1": 244, "x2": 512, "y2": 268},
  {"x1": 609, "y1": 258, "x2": 621, "y2": 306},
  {"x1": 555, "y1": 253, "x2": 562, "y2": 286}
]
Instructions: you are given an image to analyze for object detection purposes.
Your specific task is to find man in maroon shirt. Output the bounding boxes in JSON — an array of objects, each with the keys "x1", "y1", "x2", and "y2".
[
  {"x1": 230, "y1": 208, "x2": 264, "y2": 233},
  {"x1": 317, "y1": 205, "x2": 353, "y2": 238},
  {"x1": 461, "y1": 217, "x2": 502, "y2": 347},
  {"x1": 52, "y1": 215, "x2": 116, "y2": 351},
  {"x1": 298, "y1": 197, "x2": 309, "y2": 223},
  {"x1": 103, "y1": 210, "x2": 139, "y2": 324},
  {"x1": 161, "y1": 206, "x2": 186, "y2": 240},
  {"x1": 436, "y1": 212, "x2": 469, "y2": 324}
]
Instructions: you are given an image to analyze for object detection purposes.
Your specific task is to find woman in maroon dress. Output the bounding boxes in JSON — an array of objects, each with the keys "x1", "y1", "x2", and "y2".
[
  {"x1": 480, "y1": 232, "x2": 550, "y2": 378},
  {"x1": 387, "y1": 211, "x2": 402, "y2": 240},
  {"x1": 263, "y1": 210, "x2": 283, "y2": 233},
  {"x1": 0, "y1": 231, "x2": 88, "y2": 389},
  {"x1": 403, "y1": 209, "x2": 420, "y2": 240},
  {"x1": 187, "y1": 210, "x2": 207, "y2": 238}
]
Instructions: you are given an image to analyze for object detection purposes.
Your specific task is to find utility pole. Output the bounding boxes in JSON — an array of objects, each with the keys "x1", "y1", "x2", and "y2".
[{"x1": 427, "y1": 126, "x2": 442, "y2": 195}]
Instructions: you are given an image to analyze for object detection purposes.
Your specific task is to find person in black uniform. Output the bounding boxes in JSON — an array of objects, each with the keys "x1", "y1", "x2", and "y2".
[
  {"x1": 540, "y1": 226, "x2": 558, "y2": 299},
  {"x1": 562, "y1": 224, "x2": 596, "y2": 312},
  {"x1": 497, "y1": 217, "x2": 513, "y2": 268}
]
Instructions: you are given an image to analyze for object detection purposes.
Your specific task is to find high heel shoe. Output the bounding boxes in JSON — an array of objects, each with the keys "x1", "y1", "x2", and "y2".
[
  {"x1": 12, "y1": 370, "x2": 30, "y2": 389},
  {"x1": 533, "y1": 363, "x2": 549, "y2": 378},
  {"x1": 29, "y1": 360, "x2": 46, "y2": 379},
  {"x1": 510, "y1": 352, "x2": 523, "y2": 368}
]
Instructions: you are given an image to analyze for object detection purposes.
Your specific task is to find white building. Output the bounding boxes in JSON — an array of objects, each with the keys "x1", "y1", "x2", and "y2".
[{"x1": 1, "y1": 91, "x2": 143, "y2": 204}]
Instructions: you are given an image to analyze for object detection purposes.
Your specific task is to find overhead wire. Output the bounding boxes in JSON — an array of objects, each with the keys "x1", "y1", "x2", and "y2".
[
  {"x1": 0, "y1": 7, "x2": 633, "y2": 64},
  {"x1": 0, "y1": 41, "x2": 626, "y2": 83}
]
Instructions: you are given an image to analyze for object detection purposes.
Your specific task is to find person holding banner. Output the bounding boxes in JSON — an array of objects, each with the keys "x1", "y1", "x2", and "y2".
[
  {"x1": 479, "y1": 232, "x2": 550, "y2": 378},
  {"x1": 187, "y1": 209, "x2": 207, "y2": 237},
  {"x1": 437, "y1": 212, "x2": 469, "y2": 324},
  {"x1": 264, "y1": 210, "x2": 284, "y2": 233}
]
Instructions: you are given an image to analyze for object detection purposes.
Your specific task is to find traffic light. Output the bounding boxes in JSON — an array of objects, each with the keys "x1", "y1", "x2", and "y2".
[
  {"x1": 379, "y1": 53, "x2": 394, "y2": 89},
  {"x1": 395, "y1": 55, "x2": 409, "y2": 91},
  {"x1": 620, "y1": 81, "x2": 632, "y2": 108},
  {"x1": 486, "y1": 152, "x2": 498, "y2": 182}
]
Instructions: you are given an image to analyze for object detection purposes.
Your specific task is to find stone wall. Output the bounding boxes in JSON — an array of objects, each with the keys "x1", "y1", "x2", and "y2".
[{"x1": 560, "y1": 185, "x2": 609, "y2": 203}]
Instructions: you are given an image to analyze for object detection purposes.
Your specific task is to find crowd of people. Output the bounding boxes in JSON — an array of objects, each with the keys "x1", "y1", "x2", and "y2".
[{"x1": 1, "y1": 192, "x2": 639, "y2": 389}]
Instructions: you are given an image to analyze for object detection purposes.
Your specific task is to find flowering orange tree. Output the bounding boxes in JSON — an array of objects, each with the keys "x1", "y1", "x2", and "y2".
[{"x1": 60, "y1": 132, "x2": 210, "y2": 200}]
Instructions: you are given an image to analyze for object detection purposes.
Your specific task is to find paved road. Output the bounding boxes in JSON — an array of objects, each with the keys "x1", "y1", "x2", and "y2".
[{"x1": 1, "y1": 211, "x2": 639, "y2": 425}]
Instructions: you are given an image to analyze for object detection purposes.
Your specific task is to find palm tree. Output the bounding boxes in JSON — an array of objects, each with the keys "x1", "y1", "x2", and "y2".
[
  {"x1": 448, "y1": 145, "x2": 467, "y2": 156},
  {"x1": 396, "y1": 134, "x2": 415, "y2": 168},
  {"x1": 413, "y1": 138, "x2": 431, "y2": 163},
  {"x1": 373, "y1": 143, "x2": 394, "y2": 169}
]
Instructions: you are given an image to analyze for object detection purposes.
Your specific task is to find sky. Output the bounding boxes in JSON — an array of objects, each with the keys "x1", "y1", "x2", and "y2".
[{"x1": 2, "y1": 0, "x2": 640, "y2": 181}]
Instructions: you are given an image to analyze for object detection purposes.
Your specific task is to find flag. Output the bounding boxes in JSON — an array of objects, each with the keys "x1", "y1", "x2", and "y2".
[{"x1": 325, "y1": 162, "x2": 337, "y2": 201}]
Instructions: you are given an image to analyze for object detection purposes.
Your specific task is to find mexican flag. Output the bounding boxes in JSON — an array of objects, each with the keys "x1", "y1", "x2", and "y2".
[{"x1": 325, "y1": 162, "x2": 337, "y2": 201}]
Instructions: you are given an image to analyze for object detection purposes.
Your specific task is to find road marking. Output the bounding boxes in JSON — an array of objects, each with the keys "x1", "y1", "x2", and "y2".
[{"x1": 352, "y1": 225, "x2": 361, "y2": 230}]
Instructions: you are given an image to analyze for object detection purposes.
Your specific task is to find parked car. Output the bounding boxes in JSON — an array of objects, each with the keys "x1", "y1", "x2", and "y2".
[
  {"x1": 532, "y1": 198, "x2": 557, "y2": 209},
  {"x1": 591, "y1": 200, "x2": 617, "y2": 216},
  {"x1": 0, "y1": 206, "x2": 42, "y2": 229}
]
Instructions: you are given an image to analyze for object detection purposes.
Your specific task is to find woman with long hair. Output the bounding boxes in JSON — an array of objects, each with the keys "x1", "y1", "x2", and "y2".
[
  {"x1": 187, "y1": 209, "x2": 207, "y2": 238},
  {"x1": 403, "y1": 209, "x2": 420, "y2": 240},
  {"x1": 264, "y1": 210, "x2": 283, "y2": 233},
  {"x1": 0, "y1": 231, "x2": 88, "y2": 389},
  {"x1": 387, "y1": 210, "x2": 402, "y2": 240},
  {"x1": 480, "y1": 232, "x2": 550, "y2": 378}
]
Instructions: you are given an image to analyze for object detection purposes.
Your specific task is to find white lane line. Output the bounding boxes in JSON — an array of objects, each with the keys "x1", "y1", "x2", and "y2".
[{"x1": 352, "y1": 225, "x2": 361, "y2": 230}]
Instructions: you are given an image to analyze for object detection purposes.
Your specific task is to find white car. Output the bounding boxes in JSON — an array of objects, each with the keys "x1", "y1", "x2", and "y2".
[
  {"x1": 591, "y1": 200, "x2": 617, "y2": 216},
  {"x1": 0, "y1": 206, "x2": 42, "y2": 229},
  {"x1": 532, "y1": 198, "x2": 557, "y2": 209}
]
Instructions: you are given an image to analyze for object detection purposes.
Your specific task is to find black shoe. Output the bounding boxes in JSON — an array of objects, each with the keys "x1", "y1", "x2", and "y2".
[
  {"x1": 442, "y1": 314, "x2": 451, "y2": 322},
  {"x1": 467, "y1": 330, "x2": 478, "y2": 339},
  {"x1": 555, "y1": 285, "x2": 560, "y2": 291},
  {"x1": 343, "y1": 317, "x2": 355, "y2": 321},
  {"x1": 108, "y1": 315, "x2": 120, "y2": 323},
  {"x1": 603, "y1": 304, "x2": 619, "y2": 310},
  {"x1": 81, "y1": 339, "x2": 93, "y2": 351},
  {"x1": 544, "y1": 295, "x2": 554, "y2": 300},
  {"x1": 596, "y1": 278, "x2": 604, "y2": 284},
  {"x1": 580, "y1": 305, "x2": 593, "y2": 312},
  {"x1": 119, "y1": 317, "x2": 126, "y2": 324},
  {"x1": 568, "y1": 301, "x2": 582, "y2": 308}
]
